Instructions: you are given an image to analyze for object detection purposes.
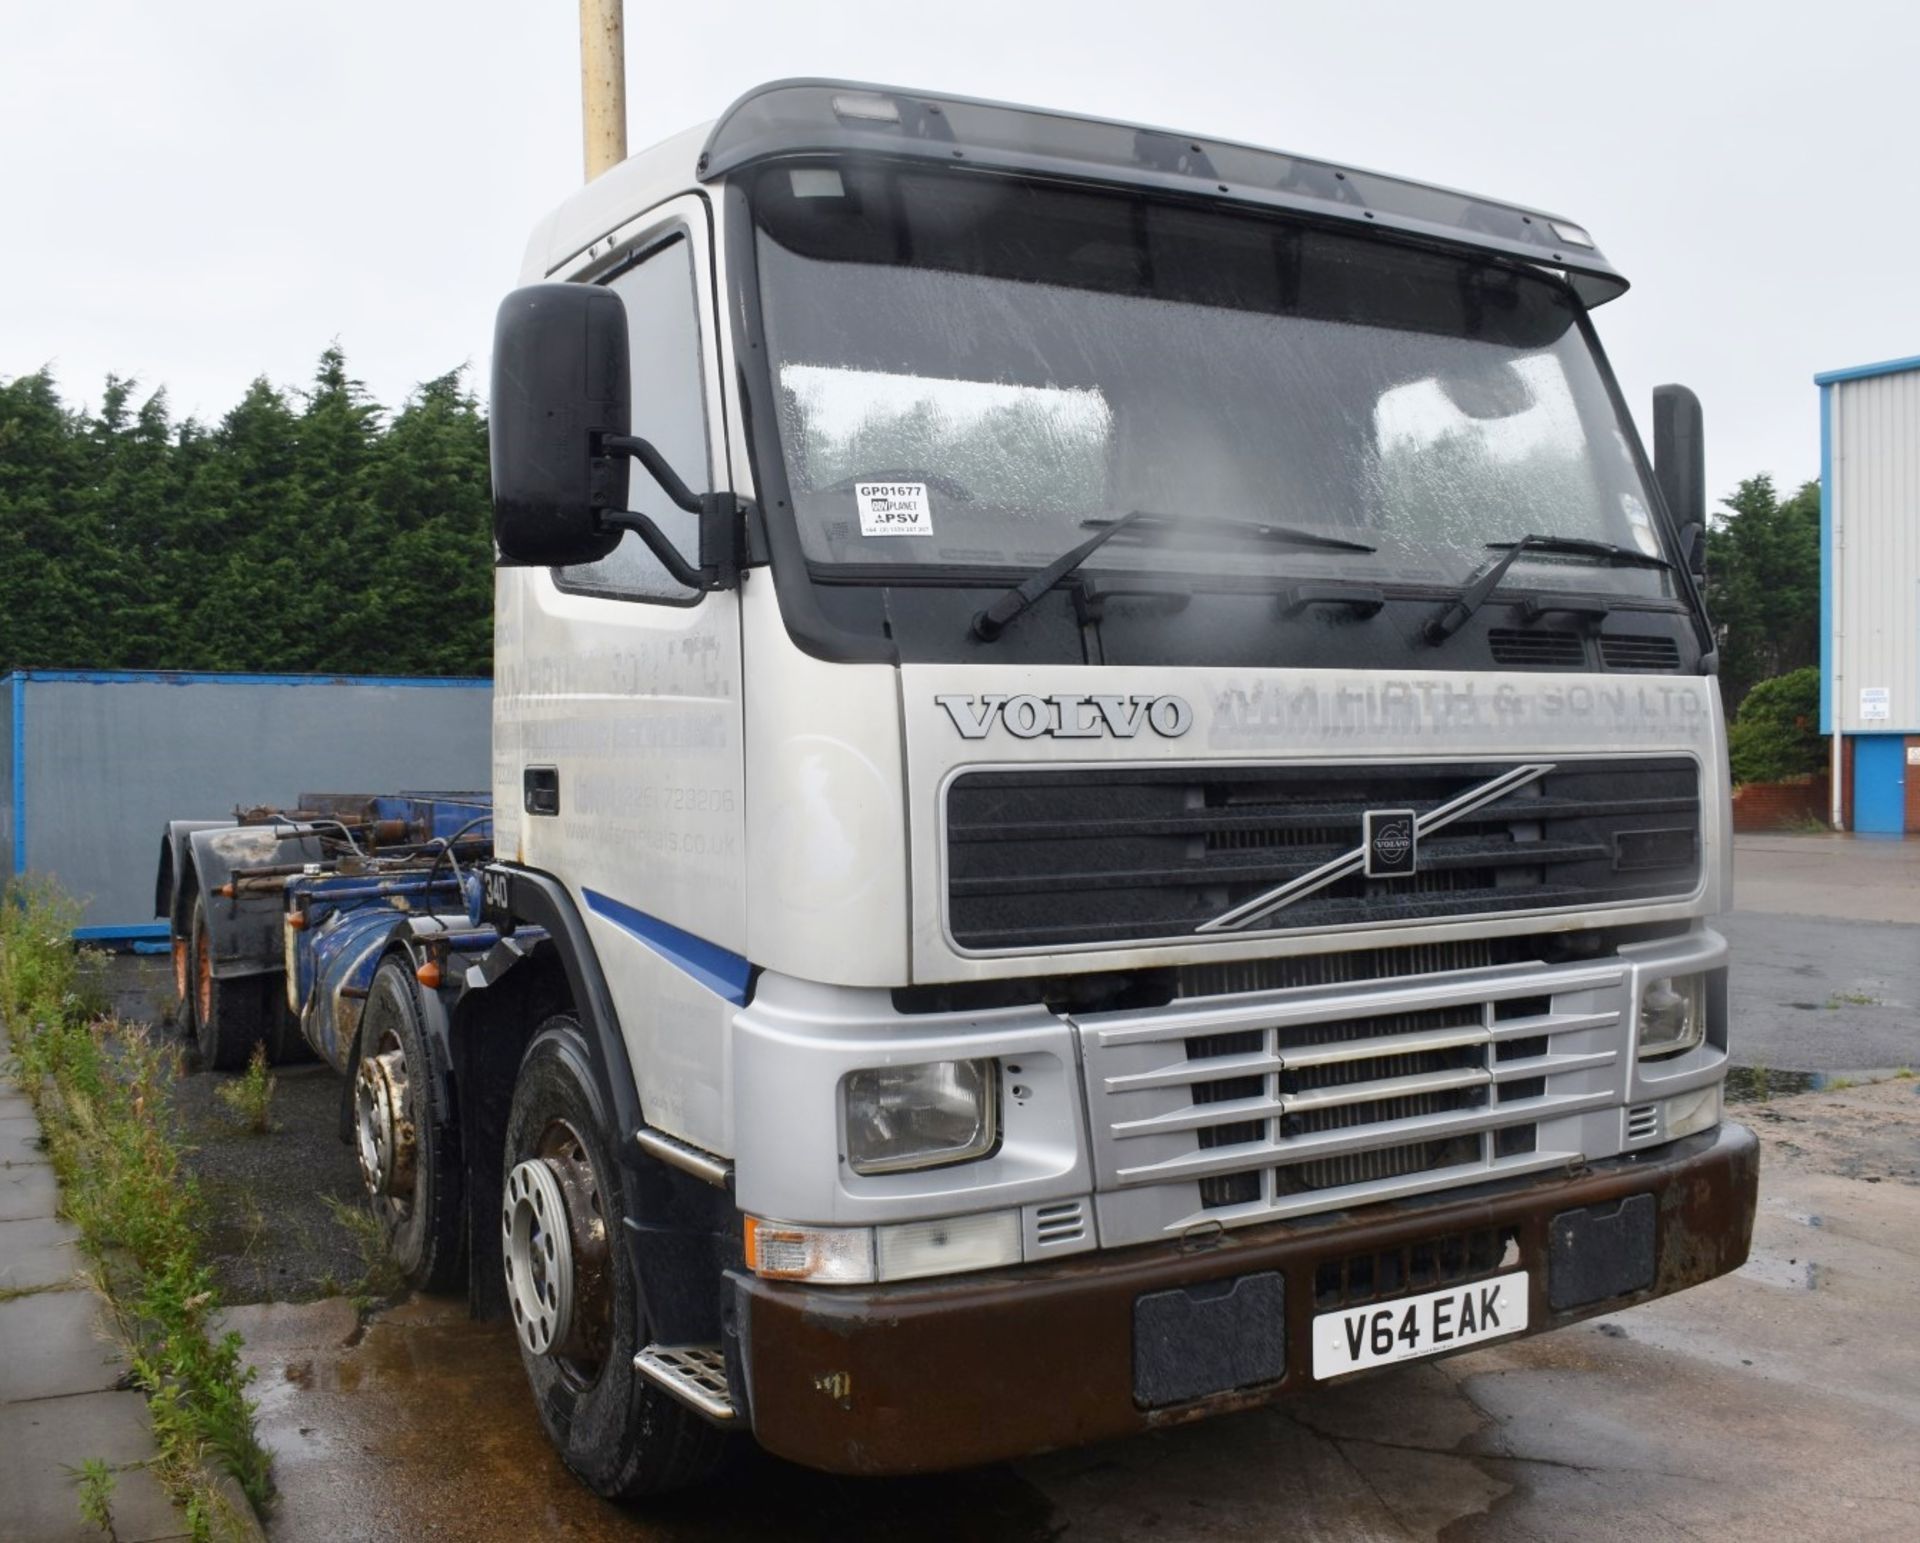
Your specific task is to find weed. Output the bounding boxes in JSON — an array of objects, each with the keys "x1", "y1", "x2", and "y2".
[
  {"x1": 73, "y1": 1457, "x2": 118, "y2": 1540},
  {"x1": 322, "y1": 1194, "x2": 407, "y2": 1310},
  {"x1": 1896, "y1": 1068, "x2": 1915, "y2": 1081},
  {"x1": 1826, "y1": 1077, "x2": 1856, "y2": 1092},
  {"x1": 1783, "y1": 813, "x2": 1832, "y2": 835},
  {"x1": 0, "y1": 1280, "x2": 70, "y2": 1303},
  {"x1": 1748, "y1": 1059, "x2": 1772, "y2": 1104},
  {"x1": 1825, "y1": 991, "x2": 1879, "y2": 1009},
  {"x1": 215, "y1": 1042, "x2": 275, "y2": 1135},
  {"x1": 2, "y1": 875, "x2": 272, "y2": 1541}
]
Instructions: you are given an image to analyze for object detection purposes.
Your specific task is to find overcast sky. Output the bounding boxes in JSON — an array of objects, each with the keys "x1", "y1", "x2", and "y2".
[{"x1": 4, "y1": 0, "x2": 1910, "y2": 506}]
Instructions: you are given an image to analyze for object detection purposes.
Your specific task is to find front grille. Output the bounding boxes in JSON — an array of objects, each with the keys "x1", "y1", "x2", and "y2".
[
  {"x1": 1601, "y1": 633, "x2": 1683, "y2": 671},
  {"x1": 947, "y1": 756, "x2": 1702, "y2": 953},
  {"x1": 1080, "y1": 960, "x2": 1622, "y2": 1235}
]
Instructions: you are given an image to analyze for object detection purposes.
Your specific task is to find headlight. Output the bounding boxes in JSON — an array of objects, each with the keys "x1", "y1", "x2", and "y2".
[
  {"x1": 1638, "y1": 973, "x2": 1707, "y2": 1058},
  {"x1": 843, "y1": 1059, "x2": 998, "y2": 1175}
]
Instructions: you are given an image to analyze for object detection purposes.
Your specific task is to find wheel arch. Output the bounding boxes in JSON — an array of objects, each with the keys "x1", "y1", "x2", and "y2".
[
  {"x1": 458, "y1": 868, "x2": 735, "y2": 1340},
  {"x1": 184, "y1": 824, "x2": 325, "y2": 981}
]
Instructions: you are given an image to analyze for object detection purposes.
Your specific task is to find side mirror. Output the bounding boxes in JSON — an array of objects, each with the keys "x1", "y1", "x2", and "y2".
[
  {"x1": 1652, "y1": 384, "x2": 1706, "y2": 579},
  {"x1": 489, "y1": 284, "x2": 630, "y2": 567}
]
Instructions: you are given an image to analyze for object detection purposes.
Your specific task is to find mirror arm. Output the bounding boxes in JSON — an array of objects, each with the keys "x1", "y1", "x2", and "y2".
[
  {"x1": 595, "y1": 433, "x2": 747, "y2": 588},
  {"x1": 601, "y1": 434, "x2": 703, "y2": 514},
  {"x1": 597, "y1": 508, "x2": 714, "y2": 591}
]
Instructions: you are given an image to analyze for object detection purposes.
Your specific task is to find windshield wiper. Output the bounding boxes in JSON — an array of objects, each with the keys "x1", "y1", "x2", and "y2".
[
  {"x1": 972, "y1": 510, "x2": 1375, "y2": 642},
  {"x1": 1422, "y1": 533, "x2": 1672, "y2": 645}
]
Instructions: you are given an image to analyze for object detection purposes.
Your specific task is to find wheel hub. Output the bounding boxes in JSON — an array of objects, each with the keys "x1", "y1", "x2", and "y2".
[
  {"x1": 354, "y1": 1048, "x2": 415, "y2": 1198},
  {"x1": 503, "y1": 1122, "x2": 610, "y2": 1367},
  {"x1": 503, "y1": 1158, "x2": 577, "y2": 1356}
]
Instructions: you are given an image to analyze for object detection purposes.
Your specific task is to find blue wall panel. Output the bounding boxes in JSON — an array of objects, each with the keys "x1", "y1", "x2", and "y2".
[{"x1": 9, "y1": 671, "x2": 490, "y2": 933}]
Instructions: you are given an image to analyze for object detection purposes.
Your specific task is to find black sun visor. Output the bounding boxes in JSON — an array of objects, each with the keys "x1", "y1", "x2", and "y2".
[{"x1": 698, "y1": 79, "x2": 1628, "y2": 308}]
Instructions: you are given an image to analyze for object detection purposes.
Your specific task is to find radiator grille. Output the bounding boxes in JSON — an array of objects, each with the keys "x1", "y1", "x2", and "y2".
[
  {"x1": 1081, "y1": 961, "x2": 1624, "y2": 1234},
  {"x1": 948, "y1": 757, "x2": 1702, "y2": 952}
]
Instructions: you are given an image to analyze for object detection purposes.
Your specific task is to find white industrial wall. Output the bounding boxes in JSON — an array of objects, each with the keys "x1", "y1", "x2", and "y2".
[
  {"x1": 1824, "y1": 363, "x2": 1920, "y2": 734},
  {"x1": 2, "y1": 671, "x2": 491, "y2": 935}
]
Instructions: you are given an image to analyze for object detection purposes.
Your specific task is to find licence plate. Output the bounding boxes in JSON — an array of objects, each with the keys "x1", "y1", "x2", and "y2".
[{"x1": 1312, "y1": 1270, "x2": 1529, "y2": 1378}]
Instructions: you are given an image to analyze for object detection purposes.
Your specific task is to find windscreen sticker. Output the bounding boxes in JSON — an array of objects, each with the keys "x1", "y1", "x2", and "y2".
[{"x1": 856, "y1": 481, "x2": 933, "y2": 537}]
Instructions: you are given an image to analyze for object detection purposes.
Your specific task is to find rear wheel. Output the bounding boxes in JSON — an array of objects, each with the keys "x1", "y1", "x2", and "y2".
[
  {"x1": 353, "y1": 959, "x2": 463, "y2": 1292},
  {"x1": 171, "y1": 911, "x2": 197, "y2": 1039},
  {"x1": 262, "y1": 976, "x2": 314, "y2": 1064},
  {"x1": 191, "y1": 894, "x2": 264, "y2": 1071},
  {"x1": 503, "y1": 1019, "x2": 727, "y2": 1498}
]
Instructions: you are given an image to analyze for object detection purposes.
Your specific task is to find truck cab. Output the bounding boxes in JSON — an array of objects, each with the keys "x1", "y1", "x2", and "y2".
[{"x1": 479, "y1": 79, "x2": 1754, "y2": 1492}]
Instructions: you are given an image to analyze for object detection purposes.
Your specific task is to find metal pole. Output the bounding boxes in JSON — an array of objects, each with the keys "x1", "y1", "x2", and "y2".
[
  {"x1": 1828, "y1": 387, "x2": 1845, "y2": 832},
  {"x1": 580, "y1": 0, "x2": 627, "y2": 182}
]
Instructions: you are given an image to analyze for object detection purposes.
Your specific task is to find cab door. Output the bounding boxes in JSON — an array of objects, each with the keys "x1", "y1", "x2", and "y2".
[{"x1": 494, "y1": 193, "x2": 746, "y2": 1152}]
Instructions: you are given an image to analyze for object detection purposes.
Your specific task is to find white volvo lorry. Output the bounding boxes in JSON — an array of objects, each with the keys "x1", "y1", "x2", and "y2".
[{"x1": 160, "y1": 79, "x2": 1756, "y2": 1497}]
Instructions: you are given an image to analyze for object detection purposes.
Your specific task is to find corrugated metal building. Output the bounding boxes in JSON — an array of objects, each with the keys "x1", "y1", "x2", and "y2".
[
  {"x1": 1818, "y1": 353, "x2": 1920, "y2": 834},
  {"x1": 2, "y1": 671, "x2": 491, "y2": 938}
]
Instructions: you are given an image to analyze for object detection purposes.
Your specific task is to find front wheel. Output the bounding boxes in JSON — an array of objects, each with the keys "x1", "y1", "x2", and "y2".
[{"x1": 503, "y1": 1018, "x2": 728, "y2": 1498}]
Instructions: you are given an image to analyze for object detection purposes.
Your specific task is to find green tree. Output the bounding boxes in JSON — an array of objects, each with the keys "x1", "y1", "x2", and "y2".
[
  {"x1": 1727, "y1": 667, "x2": 1825, "y2": 784},
  {"x1": 1704, "y1": 474, "x2": 1820, "y2": 714},
  {"x1": 0, "y1": 351, "x2": 495, "y2": 677}
]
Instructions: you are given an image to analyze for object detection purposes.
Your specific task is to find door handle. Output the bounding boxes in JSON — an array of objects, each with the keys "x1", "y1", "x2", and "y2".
[{"x1": 523, "y1": 767, "x2": 560, "y2": 817}]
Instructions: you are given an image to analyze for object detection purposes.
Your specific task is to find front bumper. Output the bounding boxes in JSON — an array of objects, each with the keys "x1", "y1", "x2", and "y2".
[{"x1": 729, "y1": 1121, "x2": 1758, "y2": 1474}]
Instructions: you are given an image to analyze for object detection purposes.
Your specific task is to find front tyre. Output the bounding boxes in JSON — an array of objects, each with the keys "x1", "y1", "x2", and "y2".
[
  {"x1": 503, "y1": 1018, "x2": 727, "y2": 1498},
  {"x1": 353, "y1": 959, "x2": 464, "y2": 1292}
]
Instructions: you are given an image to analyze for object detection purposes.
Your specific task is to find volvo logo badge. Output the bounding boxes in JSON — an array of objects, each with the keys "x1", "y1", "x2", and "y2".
[
  {"x1": 936, "y1": 693, "x2": 1192, "y2": 740},
  {"x1": 1363, "y1": 810, "x2": 1417, "y2": 877}
]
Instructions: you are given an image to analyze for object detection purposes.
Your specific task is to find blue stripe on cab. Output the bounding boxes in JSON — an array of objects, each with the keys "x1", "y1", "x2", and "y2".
[{"x1": 581, "y1": 888, "x2": 753, "y2": 1006}]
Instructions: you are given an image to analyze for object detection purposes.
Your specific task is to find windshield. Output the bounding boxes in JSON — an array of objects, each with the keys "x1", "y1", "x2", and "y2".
[{"x1": 749, "y1": 165, "x2": 1675, "y2": 601}]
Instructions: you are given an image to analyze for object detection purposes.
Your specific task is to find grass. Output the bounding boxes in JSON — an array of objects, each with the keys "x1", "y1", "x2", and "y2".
[
  {"x1": 73, "y1": 1457, "x2": 118, "y2": 1539},
  {"x1": 2, "y1": 876, "x2": 269, "y2": 1542},
  {"x1": 1825, "y1": 991, "x2": 1879, "y2": 1009},
  {"x1": 320, "y1": 1194, "x2": 407, "y2": 1312},
  {"x1": 1782, "y1": 813, "x2": 1833, "y2": 834},
  {"x1": 215, "y1": 1043, "x2": 276, "y2": 1135}
]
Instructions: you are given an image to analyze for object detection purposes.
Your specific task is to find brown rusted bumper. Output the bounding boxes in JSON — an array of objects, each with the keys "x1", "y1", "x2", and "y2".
[{"x1": 730, "y1": 1122, "x2": 1758, "y2": 1475}]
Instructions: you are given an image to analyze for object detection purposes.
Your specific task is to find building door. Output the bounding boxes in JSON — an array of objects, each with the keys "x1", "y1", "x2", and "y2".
[{"x1": 1852, "y1": 735, "x2": 1908, "y2": 834}]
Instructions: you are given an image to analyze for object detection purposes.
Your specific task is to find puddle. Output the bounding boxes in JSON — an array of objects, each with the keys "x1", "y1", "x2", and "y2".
[
  {"x1": 1724, "y1": 1067, "x2": 1909, "y2": 1104},
  {"x1": 234, "y1": 1295, "x2": 1064, "y2": 1543}
]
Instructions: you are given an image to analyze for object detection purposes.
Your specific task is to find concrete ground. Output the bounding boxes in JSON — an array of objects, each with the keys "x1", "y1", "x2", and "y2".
[
  {"x1": 0, "y1": 1028, "x2": 192, "y2": 1543},
  {"x1": 1721, "y1": 834, "x2": 1920, "y2": 1075}
]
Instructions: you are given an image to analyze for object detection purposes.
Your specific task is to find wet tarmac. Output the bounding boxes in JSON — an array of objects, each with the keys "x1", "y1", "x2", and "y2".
[{"x1": 224, "y1": 1077, "x2": 1920, "y2": 1542}]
